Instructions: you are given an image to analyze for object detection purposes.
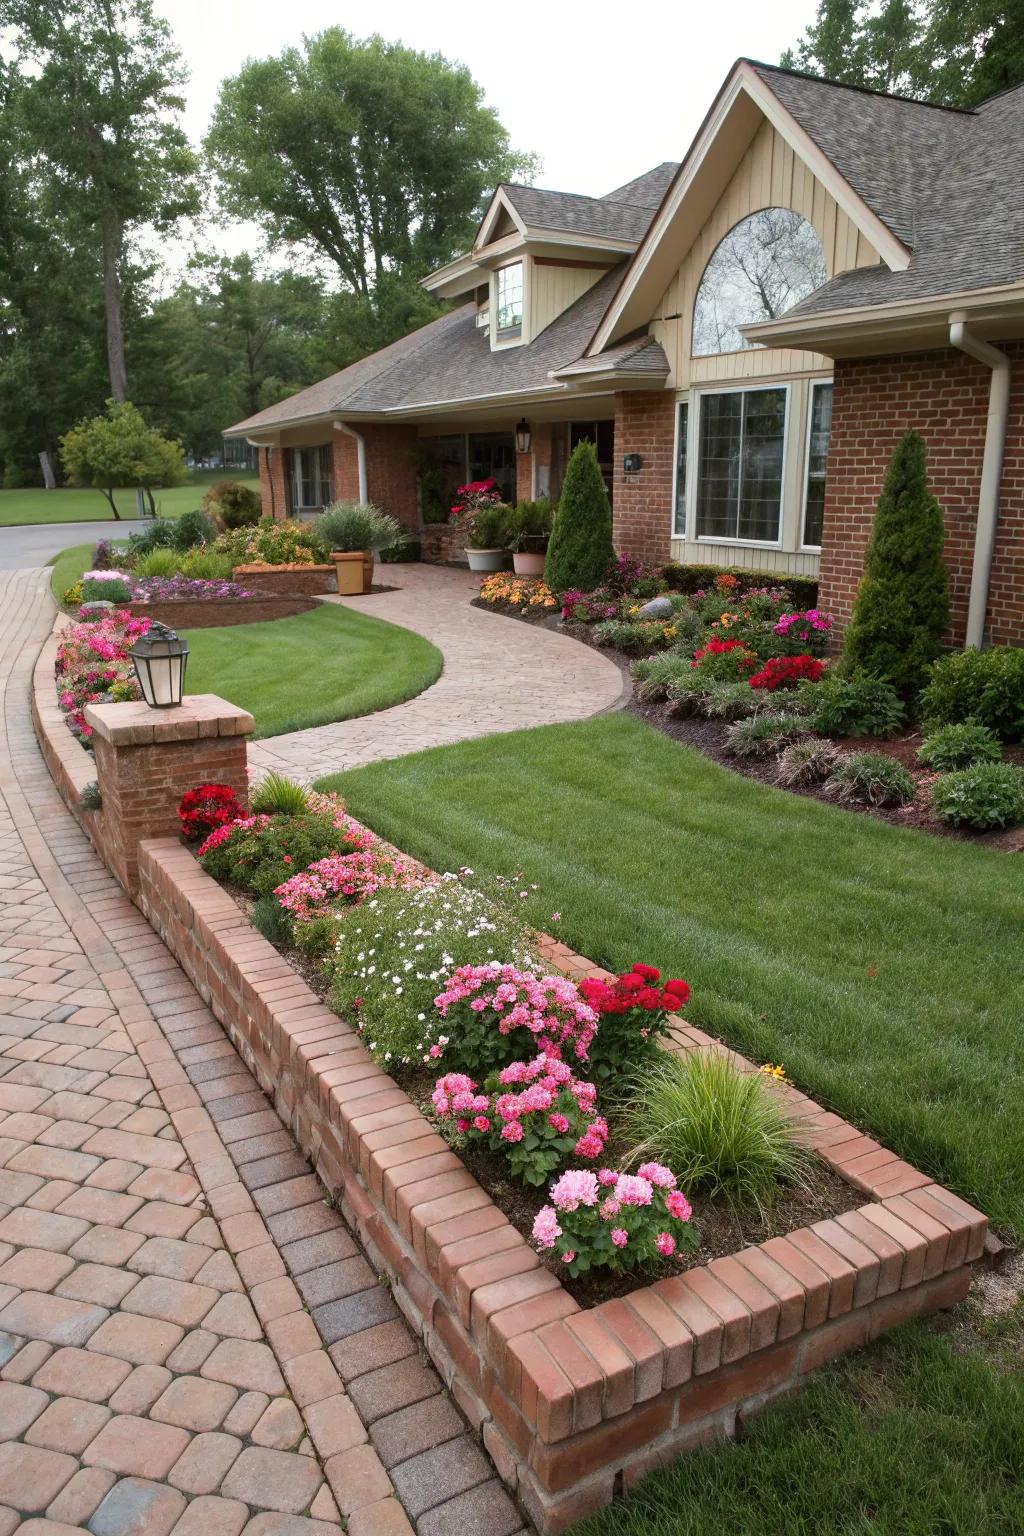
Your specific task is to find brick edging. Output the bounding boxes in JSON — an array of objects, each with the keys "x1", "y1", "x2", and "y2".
[{"x1": 31, "y1": 632, "x2": 988, "y2": 1533}]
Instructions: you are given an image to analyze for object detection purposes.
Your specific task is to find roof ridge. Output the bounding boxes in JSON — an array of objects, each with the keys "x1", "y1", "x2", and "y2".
[{"x1": 747, "y1": 57, "x2": 979, "y2": 116}]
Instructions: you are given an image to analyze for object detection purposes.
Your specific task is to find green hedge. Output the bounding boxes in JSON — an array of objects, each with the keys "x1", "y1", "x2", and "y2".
[{"x1": 661, "y1": 561, "x2": 819, "y2": 608}]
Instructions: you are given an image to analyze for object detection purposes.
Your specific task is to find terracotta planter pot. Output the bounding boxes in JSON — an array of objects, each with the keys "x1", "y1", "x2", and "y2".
[
  {"x1": 512, "y1": 550, "x2": 547, "y2": 576},
  {"x1": 466, "y1": 548, "x2": 506, "y2": 573},
  {"x1": 331, "y1": 550, "x2": 374, "y2": 595}
]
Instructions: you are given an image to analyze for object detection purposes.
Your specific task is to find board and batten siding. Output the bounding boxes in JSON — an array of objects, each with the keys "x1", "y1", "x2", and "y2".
[
  {"x1": 656, "y1": 116, "x2": 881, "y2": 570},
  {"x1": 528, "y1": 260, "x2": 608, "y2": 341}
]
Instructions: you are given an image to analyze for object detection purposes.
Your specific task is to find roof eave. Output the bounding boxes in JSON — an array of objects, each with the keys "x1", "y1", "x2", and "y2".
[{"x1": 740, "y1": 280, "x2": 1024, "y2": 355}]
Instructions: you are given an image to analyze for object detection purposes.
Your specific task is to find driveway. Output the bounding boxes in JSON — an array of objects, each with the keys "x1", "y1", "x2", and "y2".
[{"x1": 0, "y1": 519, "x2": 149, "y2": 569}]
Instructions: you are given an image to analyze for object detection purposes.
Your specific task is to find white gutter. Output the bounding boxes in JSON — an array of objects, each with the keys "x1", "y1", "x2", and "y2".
[
  {"x1": 948, "y1": 316, "x2": 1010, "y2": 648},
  {"x1": 333, "y1": 421, "x2": 368, "y2": 503}
]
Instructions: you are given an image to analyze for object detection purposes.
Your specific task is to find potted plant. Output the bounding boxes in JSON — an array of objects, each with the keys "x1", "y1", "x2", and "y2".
[
  {"x1": 315, "y1": 502, "x2": 403, "y2": 594},
  {"x1": 505, "y1": 497, "x2": 554, "y2": 576},
  {"x1": 451, "y1": 480, "x2": 509, "y2": 573}
]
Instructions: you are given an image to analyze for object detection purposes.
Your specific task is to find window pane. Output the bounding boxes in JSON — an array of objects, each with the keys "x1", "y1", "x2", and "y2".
[
  {"x1": 803, "y1": 382, "x2": 833, "y2": 546},
  {"x1": 300, "y1": 449, "x2": 316, "y2": 509},
  {"x1": 496, "y1": 263, "x2": 523, "y2": 334},
  {"x1": 738, "y1": 389, "x2": 785, "y2": 542},
  {"x1": 693, "y1": 209, "x2": 828, "y2": 357},
  {"x1": 696, "y1": 388, "x2": 785, "y2": 543},
  {"x1": 673, "y1": 402, "x2": 688, "y2": 537},
  {"x1": 696, "y1": 392, "x2": 743, "y2": 539},
  {"x1": 319, "y1": 445, "x2": 334, "y2": 505}
]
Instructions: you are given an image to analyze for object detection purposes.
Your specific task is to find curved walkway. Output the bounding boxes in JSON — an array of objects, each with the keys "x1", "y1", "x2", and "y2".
[
  {"x1": 0, "y1": 568, "x2": 528, "y2": 1536},
  {"x1": 249, "y1": 564, "x2": 626, "y2": 783}
]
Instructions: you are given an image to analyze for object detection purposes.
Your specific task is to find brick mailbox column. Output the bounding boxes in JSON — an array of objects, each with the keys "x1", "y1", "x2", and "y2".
[{"x1": 83, "y1": 693, "x2": 253, "y2": 895}]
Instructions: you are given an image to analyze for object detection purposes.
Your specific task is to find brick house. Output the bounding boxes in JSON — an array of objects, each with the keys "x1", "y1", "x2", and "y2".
[{"x1": 225, "y1": 59, "x2": 1024, "y2": 645}]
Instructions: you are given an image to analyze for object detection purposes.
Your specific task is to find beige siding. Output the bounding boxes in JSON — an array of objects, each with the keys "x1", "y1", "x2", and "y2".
[
  {"x1": 652, "y1": 118, "x2": 881, "y2": 389},
  {"x1": 669, "y1": 540, "x2": 821, "y2": 577},
  {"x1": 528, "y1": 260, "x2": 607, "y2": 341}
]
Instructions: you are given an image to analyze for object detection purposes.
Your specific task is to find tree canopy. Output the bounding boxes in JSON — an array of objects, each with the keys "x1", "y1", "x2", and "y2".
[
  {"x1": 782, "y1": 0, "x2": 1024, "y2": 106},
  {"x1": 61, "y1": 399, "x2": 187, "y2": 518}
]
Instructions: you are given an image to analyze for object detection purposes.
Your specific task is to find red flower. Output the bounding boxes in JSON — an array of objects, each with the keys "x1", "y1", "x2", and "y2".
[
  {"x1": 663, "y1": 980, "x2": 690, "y2": 1004},
  {"x1": 631, "y1": 964, "x2": 661, "y2": 982},
  {"x1": 178, "y1": 783, "x2": 243, "y2": 842},
  {"x1": 748, "y1": 655, "x2": 824, "y2": 691}
]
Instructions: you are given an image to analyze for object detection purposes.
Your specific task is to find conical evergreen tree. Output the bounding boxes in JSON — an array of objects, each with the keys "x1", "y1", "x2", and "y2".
[
  {"x1": 842, "y1": 430, "x2": 950, "y2": 697},
  {"x1": 544, "y1": 439, "x2": 616, "y2": 593}
]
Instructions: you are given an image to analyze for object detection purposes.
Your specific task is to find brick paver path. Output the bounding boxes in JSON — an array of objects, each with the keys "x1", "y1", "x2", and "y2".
[
  {"x1": 249, "y1": 564, "x2": 626, "y2": 782},
  {"x1": 0, "y1": 567, "x2": 528, "y2": 1533}
]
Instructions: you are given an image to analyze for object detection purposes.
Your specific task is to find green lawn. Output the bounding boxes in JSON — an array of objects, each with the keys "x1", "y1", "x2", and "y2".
[
  {"x1": 49, "y1": 543, "x2": 94, "y2": 603},
  {"x1": 184, "y1": 604, "x2": 442, "y2": 738},
  {"x1": 318, "y1": 712, "x2": 1024, "y2": 1236},
  {"x1": 0, "y1": 470, "x2": 259, "y2": 526},
  {"x1": 316, "y1": 711, "x2": 1024, "y2": 1533}
]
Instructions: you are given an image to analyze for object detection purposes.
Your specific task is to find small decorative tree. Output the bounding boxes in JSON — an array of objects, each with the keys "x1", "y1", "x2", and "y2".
[
  {"x1": 61, "y1": 400, "x2": 187, "y2": 520},
  {"x1": 544, "y1": 440, "x2": 616, "y2": 593},
  {"x1": 842, "y1": 430, "x2": 950, "y2": 698}
]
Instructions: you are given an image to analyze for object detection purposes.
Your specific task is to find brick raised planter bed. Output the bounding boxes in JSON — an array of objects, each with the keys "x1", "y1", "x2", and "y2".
[
  {"x1": 127, "y1": 590, "x2": 320, "y2": 628},
  {"x1": 30, "y1": 631, "x2": 988, "y2": 1533},
  {"x1": 232, "y1": 562, "x2": 338, "y2": 596}
]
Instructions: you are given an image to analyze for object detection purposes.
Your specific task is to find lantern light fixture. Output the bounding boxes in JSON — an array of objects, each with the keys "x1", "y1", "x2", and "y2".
[
  {"x1": 129, "y1": 621, "x2": 189, "y2": 709},
  {"x1": 515, "y1": 418, "x2": 532, "y2": 454}
]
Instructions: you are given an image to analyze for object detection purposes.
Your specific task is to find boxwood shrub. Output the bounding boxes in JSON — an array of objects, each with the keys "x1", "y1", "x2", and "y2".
[{"x1": 920, "y1": 647, "x2": 1024, "y2": 742}]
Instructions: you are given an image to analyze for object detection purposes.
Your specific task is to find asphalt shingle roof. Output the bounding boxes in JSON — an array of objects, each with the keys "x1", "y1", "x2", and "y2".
[{"x1": 498, "y1": 185, "x2": 653, "y2": 243}]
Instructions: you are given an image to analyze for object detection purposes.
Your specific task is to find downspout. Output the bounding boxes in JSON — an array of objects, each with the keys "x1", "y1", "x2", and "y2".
[
  {"x1": 334, "y1": 421, "x2": 368, "y2": 504},
  {"x1": 948, "y1": 316, "x2": 1010, "y2": 648}
]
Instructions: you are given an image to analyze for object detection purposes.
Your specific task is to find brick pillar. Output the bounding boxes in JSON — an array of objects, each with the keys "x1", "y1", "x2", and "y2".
[
  {"x1": 611, "y1": 392, "x2": 675, "y2": 564},
  {"x1": 83, "y1": 695, "x2": 253, "y2": 896},
  {"x1": 532, "y1": 423, "x2": 554, "y2": 500},
  {"x1": 258, "y1": 446, "x2": 289, "y2": 523},
  {"x1": 516, "y1": 449, "x2": 533, "y2": 503},
  {"x1": 332, "y1": 431, "x2": 361, "y2": 503},
  {"x1": 361, "y1": 424, "x2": 420, "y2": 533}
]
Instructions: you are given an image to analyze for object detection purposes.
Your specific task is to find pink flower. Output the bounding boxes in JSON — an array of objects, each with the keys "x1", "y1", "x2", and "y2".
[
  {"x1": 610, "y1": 1228, "x2": 629, "y2": 1248},
  {"x1": 547, "y1": 1113, "x2": 570, "y2": 1134},
  {"x1": 598, "y1": 1169, "x2": 618, "y2": 1186},
  {"x1": 665, "y1": 1191, "x2": 692, "y2": 1222},
  {"x1": 614, "y1": 1174, "x2": 653, "y2": 1207},
  {"x1": 500, "y1": 1121, "x2": 524, "y2": 1143},
  {"x1": 472, "y1": 1116, "x2": 490, "y2": 1132},
  {"x1": 532, "y1": 1206, "x2": 562, "y2": 1249},
  {"x1": 655, "y1": 1232, "x2": 676, "y2": 1257},
  {"x1": 599, "y1": 1199, "x2": 620, "y2": 1220},
  {"x1": 637, "y1": 1162, "x2": 677, "y2": 1189},
  {"x1": 550, "y1": 1169, "x2": 599, "y2": 1212},
  {"x1": 561, "y1": 1250, "x2": 575, "y2": 1263}
]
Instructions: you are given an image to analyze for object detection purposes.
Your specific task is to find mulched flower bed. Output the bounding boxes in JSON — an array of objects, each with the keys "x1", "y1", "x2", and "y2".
[{"x1": 630, "y1": 695, "x2": 1024, "y2": 852}]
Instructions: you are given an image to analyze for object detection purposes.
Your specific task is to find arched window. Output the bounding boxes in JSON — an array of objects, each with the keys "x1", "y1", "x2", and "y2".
[{"x1": 692, "y1": 209, "x2": 827, "y2": 357}]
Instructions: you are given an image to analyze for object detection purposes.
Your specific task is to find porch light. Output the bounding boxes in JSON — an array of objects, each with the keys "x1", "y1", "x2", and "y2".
[
  {"x1": 129, "y1": 621, "x2": 189, "y2": 709},
  {"x1": 515, "y1": 418, "x2": 532, "y2": 454}
]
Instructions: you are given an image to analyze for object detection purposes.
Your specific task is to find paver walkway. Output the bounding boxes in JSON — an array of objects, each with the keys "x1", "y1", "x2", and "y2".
[
  {"x1": 249, "y1": 564, "x2": 626, "y2": 782},
  {"x1": 0, "y1": 568, "x2": 527, "y2": 1533}
]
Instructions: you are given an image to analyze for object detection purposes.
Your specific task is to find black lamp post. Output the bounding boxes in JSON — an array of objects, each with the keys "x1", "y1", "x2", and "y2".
[
  {"x1": 129, "y1": 621, "x2": 189, "y2": 709},
  {"x1": 515, "y1": 418, "x2": 532, "y2": 454}
]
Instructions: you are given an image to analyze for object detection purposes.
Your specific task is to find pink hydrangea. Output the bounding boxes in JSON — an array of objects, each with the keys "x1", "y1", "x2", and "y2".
[
  {"x1": 665, "y1": 1190, "x2": 692, "y2": 1222},
  {"x1": 655, "y1": 1232, "x2": 676, "y2": 1257},
  {"x1": 550, "y1": 1169, "x2": 599, "y2": 1211},
  {"x1": 613, "y1": 1174, "x2": 654, "y2": 1207},
  {"x1": 532, "y1": 1206, "x2": 562, "y2": 1249},
  {"x1": 610, "y1": 1228, "x2": 629, "y2": 1248},
  {"x1": 548, "y1": 1113, "x2": 569, "y2": 1134},
  {"x1": 637, "y1": 1162, "x2": 677, "y2": 1189},
  {"x1": 501, "y1": 1120, "x2": 524, "y2": 1143}
]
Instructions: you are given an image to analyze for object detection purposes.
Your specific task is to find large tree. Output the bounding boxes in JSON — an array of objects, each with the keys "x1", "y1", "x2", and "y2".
[
  {"x1": 782, "y1": 1, "x2": 1024, "y2": 106},
  {"x1": 0, "y1": 0, "x2": 200, "y2": 401},
  {"x1": 206, "y1": 29, "x2": 537, "y2": 298}
]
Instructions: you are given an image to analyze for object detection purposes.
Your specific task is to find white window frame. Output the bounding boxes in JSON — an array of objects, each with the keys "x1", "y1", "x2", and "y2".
[
  {"x1": 688, "y1": 381, "x2": 791, "y2": 550},
  {"x1": 800, "y1": 378, "x2": 833, "y2": 552},
  {"x1": 290, "y1": 445, "x2": 333, "y2": 512},
  {"x1": 492, "y1": 260, "x2": 525, "y2": 347},
  {"x1": 671, "y1": 398, "x2": 689, "y2": 539}
]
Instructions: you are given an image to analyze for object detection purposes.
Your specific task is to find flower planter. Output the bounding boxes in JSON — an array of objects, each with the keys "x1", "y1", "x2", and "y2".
[
  {"x1": 331, "y1": 549, "x2": 374, "y2": 595},
  {"x1": 513, "y1": 550, "x2": 547, "y2": 576},
  {"x1": 466, "y1": 548, "x2": 507, "y2": 573}
]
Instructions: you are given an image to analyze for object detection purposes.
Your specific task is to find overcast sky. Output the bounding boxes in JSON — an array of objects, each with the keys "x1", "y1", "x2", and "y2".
[{"x1": 159, "y1": 0, "x2": 812, "y2": 271}]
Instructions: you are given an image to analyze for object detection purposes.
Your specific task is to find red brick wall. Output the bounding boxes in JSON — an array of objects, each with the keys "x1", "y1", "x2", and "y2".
[
  {"x1": 612, "y1": 392, "x2": 675, "y2": 564},
  {"x1": 363, "y1": 424, "x2": 420, "y2": 533},
  {"x1": 332, "y1": 432, "x2": 361, "y2": 503},
  {"x1": 820, "y1": 342, "x2": 1024, "y2": 646},
  {"x1": 258, "y1": 446, "x2": 289, "y2": 522}
]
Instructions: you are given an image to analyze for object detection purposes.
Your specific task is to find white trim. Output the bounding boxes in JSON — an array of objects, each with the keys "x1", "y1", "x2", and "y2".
[
  {"x1": 741, "y1": 279, "x2": 1024, "y2": 348},
  {"x1": 671, "y1": 397, "x2": 689, "y2": 540},
  {"x1": 590, "y1": 61, "x2": 911, "y2": 354},
  {"x1": 690, "y1": 379, "x2": 791, "y2": 551},
  {"x1": 799, "y1": 379, "x2": 833, "y2": 551},
  {"x1": 491, "y1": 258, "x2": 526, "y2": 349},
  {"x1": 476, "y1": 187, "x2": 529, "y2": 250}
]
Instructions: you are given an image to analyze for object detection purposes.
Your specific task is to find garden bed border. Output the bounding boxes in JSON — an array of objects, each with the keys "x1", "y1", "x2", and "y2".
[
  {"x1": 127, "y1": 588, "x2": 320, "y2": 628},
  {"x1": 31, "y1": 626, "x2": 987, "y2": 1533}
]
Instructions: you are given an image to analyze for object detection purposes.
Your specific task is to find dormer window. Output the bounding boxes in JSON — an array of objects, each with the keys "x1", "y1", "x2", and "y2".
[{"x1": 495, "y1": 262, "x2": 524, "y2": 339}]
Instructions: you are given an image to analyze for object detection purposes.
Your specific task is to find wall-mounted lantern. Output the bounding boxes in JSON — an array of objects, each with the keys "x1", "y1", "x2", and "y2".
[{"x1": 515, "y1": 418, "x2": 532, "y2": 454}]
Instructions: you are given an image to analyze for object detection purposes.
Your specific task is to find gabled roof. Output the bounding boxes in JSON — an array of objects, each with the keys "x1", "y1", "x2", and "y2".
[
  {"x1": 494, "y1": 184, "x2": 654, "y2": 244},
  {"x1": 603, "y1": 163, "x2": 679, "y2": 208}
]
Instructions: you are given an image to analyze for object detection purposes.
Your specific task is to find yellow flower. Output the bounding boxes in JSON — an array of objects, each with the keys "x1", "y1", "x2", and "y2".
[{"x1": 759, "y1": 1063, "x2": 787, "y2": 1081}]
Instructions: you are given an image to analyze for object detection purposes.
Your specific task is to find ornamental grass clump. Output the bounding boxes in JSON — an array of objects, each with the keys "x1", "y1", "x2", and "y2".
[
  {"x1": 776, "y1": 738, "x2": 842, "y2": 788},
  {"x1": 532, "y1": 1163, "x2": 699, "y2": 1277},
  {"x1": 330, "y1": 879, "x2": 533, "y2": 1069},
  {"x1": 432, "y1": 1054, "x2": 607, "y2": 1186},
  {"x1": 631, "y1": 654, "x2": 696, "y2": 703},
  {"x1": 431, "y1": 963, "x2": 599, "y2": 1074},
  {"x1": 824, "y1": 751, "x2": 917, "y2": 807},
  {"x1": 917, "y1": 722, "x2": 1002, "y2": 772},
  {"x1": 616, "y1": 1050, "x2": 813, "y2": 1216},
  {"x1": 930, "y1": 762, "x2": 1024, "y2": 830},
  {"x1": 725, "y1": 711, "x2": 806, "y2": 758},
  {"x1": 250, "y1": 771, "x2": 310, "y2": 817}
]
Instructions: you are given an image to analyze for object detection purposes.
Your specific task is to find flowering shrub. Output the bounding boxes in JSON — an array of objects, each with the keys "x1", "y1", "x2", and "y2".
[
  {"x1": 178, "y1": 784, "x2": 243, "y2": 842},
  {"x1": 330, "y1": 880, "x2": 533, "y2": 1069},
  {"x1": 772, "y1": 609, "x2": 834, "y2": 657},
  {"x1": 55, "y1": 611, "x2": 150, "y2": 739},
  {"x1": 561, "y1": 588, "x2": 619, "y2": 623},
  {"x1": 450, "y1": 478, "x2": 502, "y2": 518},
  {"x1": 214, "y1": 519, "x2": 320, "y2": 567},
  {"x1": 432, "y1": 1054, "x2": 607, "y2": 1186},
  {"x1": 690, "y1": 637, "x2": 758, "y2": 680},
  {"x1": 478, "y1": 574, "x2": 557, "y2": 612},
  {"x1": 532, "y1": 1163, "x2": 698, "y2": 1276},
  {"x1": 714, "y1": 572, "x2": 740, "y2": 595},
  {"x1": 132, "y1": 576, "x2": 256, "y2": 601},
  {"x1": 198, "y1": 808, "x2": 371, "y2": 897},
  {"x1": 603, "y1": 552, "x2": 647, "y2": 596},
  {"x1": 579, "y1": 965, "x2": 690, "y2": 1080},
  {"x1": 274, "y1": 850, "x2": 412, "y2": 920},
  {"x1": 432, "y1": 963, "x2": 599, "y2": 1074},
  {"x1": 748, "y1": 655, "x2": 825, "y2": 691}
]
